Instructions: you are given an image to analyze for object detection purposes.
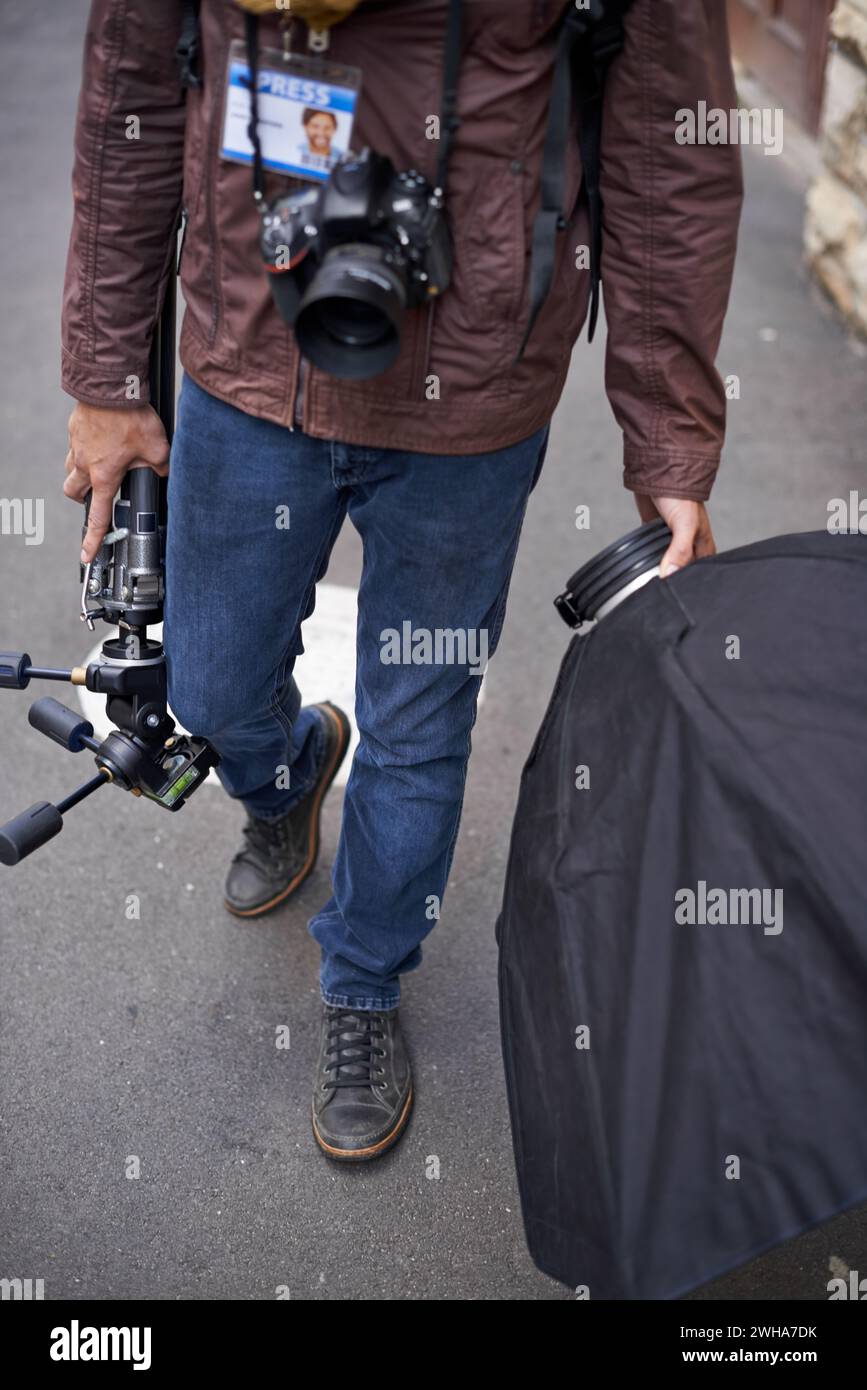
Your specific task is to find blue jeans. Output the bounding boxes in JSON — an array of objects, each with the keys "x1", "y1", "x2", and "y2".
[{"x1": 164, "y1": 376, "x2": 548, "y2": 1009}]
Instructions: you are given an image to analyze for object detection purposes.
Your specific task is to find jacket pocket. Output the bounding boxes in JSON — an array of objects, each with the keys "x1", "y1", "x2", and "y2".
[
  {"x1": 460, "y1": 159, "x2": 527, "y2": 329},
  {"x1": 432, "y1": 156, "x2": 527, "y2": 390}
]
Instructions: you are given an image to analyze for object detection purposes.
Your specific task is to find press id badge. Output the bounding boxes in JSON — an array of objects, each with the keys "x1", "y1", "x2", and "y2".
[{"x1": 221, "y1": 41, "x2": 361, "y2": 184}]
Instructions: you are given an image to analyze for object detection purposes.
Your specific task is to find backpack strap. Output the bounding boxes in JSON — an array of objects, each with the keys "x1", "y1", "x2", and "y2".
[
  {"x1": 516, "y1": 0, "x2": 634, "y2": 362},
  {"x1": 177, "y1": 0, "x2": 203, "y2": 91}
]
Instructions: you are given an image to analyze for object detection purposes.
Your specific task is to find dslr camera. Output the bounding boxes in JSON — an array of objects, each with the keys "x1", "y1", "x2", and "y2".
[{"x1": 259, "y1": 148, "x2": 452, "y2": 380}]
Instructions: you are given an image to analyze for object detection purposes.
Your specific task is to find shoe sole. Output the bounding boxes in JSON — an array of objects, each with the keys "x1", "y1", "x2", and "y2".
[
  {"x1": 224, "y1": 701, "x2": 351, "y2": 919},
  {"x1": 311, "y1": 1086, "x2": 414, "y2": 1163}
]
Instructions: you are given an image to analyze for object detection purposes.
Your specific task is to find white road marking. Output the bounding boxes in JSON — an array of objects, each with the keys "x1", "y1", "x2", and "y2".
[{"x1": 293, "y1": 582, "x2": 359, "y2": 786}]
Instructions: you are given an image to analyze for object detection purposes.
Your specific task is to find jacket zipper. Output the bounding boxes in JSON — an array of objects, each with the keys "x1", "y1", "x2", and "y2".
[
  {"x1": 177, "y1": 205, "x2": 190, "y2": 273},
  {"x1": 205, "y1": 33, "x2": 229, "y2": 347},
  {"x1": 296, "y1": 356, "x2": 309, "y2": 430},
  {"x1": 415, "y1": 299, "x2": 437, "y2": 400},
  {"x1": 286, "y1": 352, "x2": 303, "y2": 431}
]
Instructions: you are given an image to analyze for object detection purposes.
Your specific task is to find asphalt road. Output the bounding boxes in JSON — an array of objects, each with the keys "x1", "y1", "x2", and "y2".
[{"x1": 2, "y1": 1, "x2": 867, "y2": 1301}]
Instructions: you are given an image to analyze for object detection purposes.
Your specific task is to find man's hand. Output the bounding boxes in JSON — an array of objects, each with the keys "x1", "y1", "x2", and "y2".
[
  {"x1": 64, "y1": 402, "x2": 170, "y2": 563},
  {"x1": 633, "y1": 494, "x2": 716, "y2": 577}
]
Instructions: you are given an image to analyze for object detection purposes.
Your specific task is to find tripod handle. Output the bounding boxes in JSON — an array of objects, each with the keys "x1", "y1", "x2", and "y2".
[
  {"x1": 0, "y1": 652, "x2": 33, "y2": 690},
  {"x1": 0, "y1": 802, "x2": 63, "y2": 865},
  {"x1": 0, "y1": 770, "x2": 110, "y2": 866},
  {"x1": 28, "y1": 697, "x2": 96, "y2": 753}
]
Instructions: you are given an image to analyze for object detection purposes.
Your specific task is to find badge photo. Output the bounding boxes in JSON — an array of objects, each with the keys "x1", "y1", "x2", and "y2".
[{"x1": 221, "y1": 43, "x2": 361, "y2": 184}]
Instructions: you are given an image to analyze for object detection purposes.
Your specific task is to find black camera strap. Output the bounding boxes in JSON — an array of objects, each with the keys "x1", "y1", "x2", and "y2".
[
  {"x1": 516, "y1": 0, "x2": 636, "y2": 361},
  {"x1": 436, "y1": 0, "x2": 464, "y2": 196},
  {"x1": 244, "y1": 0, "x2": 464, "y2": 208},
  {"x1": 244, "y1": 11, "x2": 267, "y2": 206},
  {"x1": 177, "y1": 0, "x2": 203, "y2": 91}
]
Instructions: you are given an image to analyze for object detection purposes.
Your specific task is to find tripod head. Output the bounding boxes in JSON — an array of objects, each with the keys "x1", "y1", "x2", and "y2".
[{"x1": 0, "y1": 271, "x2": 218, "y2": 865}]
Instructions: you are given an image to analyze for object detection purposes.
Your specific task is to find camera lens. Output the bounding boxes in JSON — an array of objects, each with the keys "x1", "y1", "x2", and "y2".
[
  {"x1": 317, "y1": 298, "x2": 390, "y2": 348},
  {"x1": 294, "y1": 243, "x2": 407, "y2": 380}
]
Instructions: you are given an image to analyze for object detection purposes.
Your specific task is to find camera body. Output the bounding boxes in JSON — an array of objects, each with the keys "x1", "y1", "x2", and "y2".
[{"x1": 259, "y1": 149, "x2": 452, "y2": 380}]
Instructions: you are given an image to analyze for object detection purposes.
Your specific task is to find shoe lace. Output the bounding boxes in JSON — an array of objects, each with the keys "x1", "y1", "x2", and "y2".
[
  {"x1": 323, "y1": 1010, "x2": 387, "y2": 1092},
  {"x1": 237, "y1": 813, "x2": 297, "y2": 868}
]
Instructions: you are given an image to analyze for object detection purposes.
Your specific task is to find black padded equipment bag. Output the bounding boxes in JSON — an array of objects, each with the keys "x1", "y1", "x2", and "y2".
[{"x1": 497, "y1": 530, "x2": 867, "y2": 1299}]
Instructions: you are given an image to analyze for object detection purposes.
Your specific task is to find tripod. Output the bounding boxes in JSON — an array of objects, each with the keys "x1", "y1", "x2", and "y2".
[{"x1": 0, "y1": 272, "x2": 218, "y2": 865}]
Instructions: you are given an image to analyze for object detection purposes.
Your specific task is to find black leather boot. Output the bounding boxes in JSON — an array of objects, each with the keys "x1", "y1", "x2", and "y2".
[
  {"x1": 224, "y1": 701, "x2": 350, "y2": 917},
  {"x1": 312, "y1": 1004, "x2": 413, "y2": 1162}
]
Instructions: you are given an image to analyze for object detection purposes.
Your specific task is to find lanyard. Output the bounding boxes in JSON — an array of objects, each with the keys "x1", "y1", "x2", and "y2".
[{"x1": 243, "y1": 0, "x2": 464, "y2": 209}]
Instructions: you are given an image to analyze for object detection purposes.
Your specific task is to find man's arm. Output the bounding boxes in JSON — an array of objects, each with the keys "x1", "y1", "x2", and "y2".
[
  {"x1": 63, "y1": 0, "x2": 187, "y2": 407},
  {"x1": 599, "y1": 0, "x2": 744, "y2": 568},
  {"x1": 62, "y1": 0, "x2": 187, "y2": 560}
]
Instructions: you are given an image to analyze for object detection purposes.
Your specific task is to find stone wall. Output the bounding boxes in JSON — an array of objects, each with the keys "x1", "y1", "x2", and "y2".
[{"x1": 805, "y1": 0, "x2": 867, "y2": 334}]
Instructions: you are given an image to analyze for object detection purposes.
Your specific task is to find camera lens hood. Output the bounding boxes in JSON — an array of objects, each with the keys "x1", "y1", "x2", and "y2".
[{"x1": 295, "y1": 243, "x2": 407, "y2": 380}]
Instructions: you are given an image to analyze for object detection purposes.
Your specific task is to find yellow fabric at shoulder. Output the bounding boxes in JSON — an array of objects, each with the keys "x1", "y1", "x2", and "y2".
[{"x1": 234, "y1": 0, "x2": 364, "y2": 29}]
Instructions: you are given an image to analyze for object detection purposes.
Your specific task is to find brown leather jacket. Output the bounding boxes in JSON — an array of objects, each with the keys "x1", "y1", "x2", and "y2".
[{"x1": 62, "y1": 0, "x2": 743, "y2": 500}]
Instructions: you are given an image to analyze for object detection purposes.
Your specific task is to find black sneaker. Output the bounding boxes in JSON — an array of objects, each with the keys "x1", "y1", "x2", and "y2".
[
  {"x1": 223, "y1": 701, "x2": 350, "y2": 918},
  {"x1": 312, "y1": 1004, "x2": 413, "y2": 1162}
]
